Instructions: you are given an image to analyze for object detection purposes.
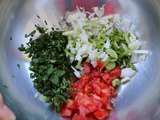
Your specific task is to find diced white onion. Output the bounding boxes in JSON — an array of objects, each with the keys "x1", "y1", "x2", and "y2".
[
  {"x1": 133, "y1": 50, "x2": 150, "y2": 55},
  {"x1": 121, "y1": 68, "x2": 136, "y2": 78},
  {"x1": 71, "y1": 66, "x2": 81, "y2": 78}
]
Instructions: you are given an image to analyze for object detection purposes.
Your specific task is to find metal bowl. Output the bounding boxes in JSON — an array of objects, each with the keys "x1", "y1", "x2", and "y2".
[{"x1": 0, "y1": 0, "x2": 160, "y2": 120}]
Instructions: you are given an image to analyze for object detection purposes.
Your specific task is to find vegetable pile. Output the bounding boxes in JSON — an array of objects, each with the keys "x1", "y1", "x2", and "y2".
[
  {"x1": 18, "y1": 6, "x2": 149, "y2": 120},
  {"x1": 19, "y1": 26, "x2": 73, "y2": 112},
  {"x1": 61, "y1": 61, "x2": 121, "y2": 120}
]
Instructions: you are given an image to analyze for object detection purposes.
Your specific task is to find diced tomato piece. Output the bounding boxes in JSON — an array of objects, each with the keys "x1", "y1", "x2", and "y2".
[
  {"x1": 72, "y1": 113, "x2": 87, "y2": 120},
  {"x1": 92, "y1": 70, "x2": 101, "y2": 77},
  {"x1": 61, "y1": 107, "x2": 72, "y2": 117},
  {"x1": 87, "y1": 103, "x2": 97, "y2": 113},
  {"x1": 92, "y1": 83, "x2": 101, "y2": 96},
  {"x1": 73, "y1": 80, "x2": 82, "y2": 90},
  {"x1": 91, "y1": 94, "x2": 103, "y2": 108},
  {"x1": 96, "y1": 60, "x2": 105, "y2": 71},
  {"x1": 101, "y1": 89, "x2": 111, "y2": 97},
  {"x1": 98, "y1": 82, "x2": 107, "y2": 89},
  {"x1": 83, "y1": 62, "x2": 92, "y2": 74},
  {"x1": 93, "y1": 76, "x2": 101, "y2": 81},
  {"x1": 75, "y1": 93, "x2": 92, "y2": 107},
  {"x1": 100, "y1": 89, "x2": 111, "y2": 104},
  {"x1": 102, "y1": 72, "x2": 110, "y2": 83},
  {"x1": 75, "y1": 92, "x2": 84, "y2": 105},
  {"x1": 94, "y1": 109, "x2": 109, "y2": 120},
  {"x1": 109, "y1": 66, "x2": 121, "y2": 79},
  {"x1": 66, "y1": 99, "x2": 75, "y2": 110},
  {"x1": 81, "y1": 75, "x2": 90, "y2": 81},
  {"x1": 84, "y1": 84, "x2": 92, "y2": 94},
  {"x1": 79, "y1": 105, "x2": 90, "y2": 116},
  {"x1": 87, "y1": 114, "x2": 96, "y2": 120},
  {"x1": 80, "y1": 75, "x2": 90, "y2": 86},
  {"x1": 101, "y1": 95, "x2": 109, "y2": 105}
]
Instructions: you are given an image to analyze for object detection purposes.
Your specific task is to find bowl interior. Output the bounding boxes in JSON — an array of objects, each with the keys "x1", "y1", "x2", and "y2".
[{"x1": 0, "y1": 0, "x2": 160, "y2": 120}]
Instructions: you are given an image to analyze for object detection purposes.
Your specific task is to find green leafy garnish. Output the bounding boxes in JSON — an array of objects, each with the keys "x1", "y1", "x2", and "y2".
[
  {"x1": 18, "y1": 25, "x2": 73, "y2": 112},
  {"x1": 108, "y1": 28, "x2": 136, "y2": 69},
  {"x1": 105, "y1": 62, "x2": 116, "y2": 70}
]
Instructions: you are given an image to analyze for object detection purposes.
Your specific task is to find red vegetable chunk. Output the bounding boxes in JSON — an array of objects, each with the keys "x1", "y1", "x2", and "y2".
[
  {"x1": 94, "y1": 109, "x2": 108, "y2": 120},
  {"x1": 61, "y1": 60, "x2": 121, "y2": 120},
  {"x1": 61, "y1": 107, "x2": 72, "y2": 117}
]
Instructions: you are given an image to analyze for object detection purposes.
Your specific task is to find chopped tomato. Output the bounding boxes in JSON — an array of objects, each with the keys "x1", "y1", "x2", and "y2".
[
  {"x1": 61, "y1": 107, "x2": 72, "y2": 117},
  {"x1": 96, "y1": 60, "x2": 105, "y2": 71},
  {"x1": 91, "y1": 94, "x2": 103, "y2": 108},
  {"x1": 92, "y1": 70, "x2": 101, "y2": 77},
  {"x1": 92, "y1": 83, "x2": 101, "y2": 96},
  {"x1": 94, "y1": 109, "x2": 108, "y2": 120},
  {"x1": 83, "y1": 62, "x2": 92, "y2": 74},
  {"x1": 75, "y1": 93, "x2": 92, "y2": 107},
  {"x1": 109, "y1": 66, "x2": 121, "y2": 79},
  {"x1": 101, "y1": 96, "x2": 109, "y2": 105},
  {"x1": 101, "y1": 89, "x2": 111, "y2": 97},
  {"x1": 87, "y1": 114, "x2": 96, "y2": 120},
  {"x1": 81, "y1": 75, "x2": 90, "y2": 86},
  {"x1": 87, "y1": 103, "x2": 97, "y2": 113},
  {"x1": 73, "y1": 80, "x2": 82, "y2": 91},
  {"x1": 84, "y1": 84, "x2": 92, "y2": 94},
  {"x1": 98, "y1": 82, "x2": 107, "y2": 89},
  {"x1": 61, "y1": 61, "x2": 121, "y2": 120},
  {"x1": 72, "y1": 113, "x2": 87, "y2": 120},
  {"x1": 66, "y1": 99, "x2": 75, "y2": 110},
  {"x1": 79, "y1": 105, "x2": 90, "y2": 115},
  {"x1": 102, "y1": 72, "x2": 110, "y2": 83}
]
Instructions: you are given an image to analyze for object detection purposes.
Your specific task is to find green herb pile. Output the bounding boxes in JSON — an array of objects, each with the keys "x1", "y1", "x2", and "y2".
[
  {"x1": 108, "y1": 28, "x2": 136, "y2": 70},
  {"x1": 19, "y1": 25, "x2": 73, "y2": 112}
]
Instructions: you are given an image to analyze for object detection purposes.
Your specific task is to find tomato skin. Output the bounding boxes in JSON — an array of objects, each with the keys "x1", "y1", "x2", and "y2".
[
  {"x1": 83, "y1": 62, "x2": 92, "y2": 74},
  {"x1": 98, "y1": 82, "x2": 107, "y2": 89},
  {"x1": 79, "y1": 105, "x2": 90, "y2": 116},
  {"x1": 61, "y1": 107, "x2": 72, "y2": 117},
  {"x1": 72, "y1": 113, "x2": 87, "y2": 120},
  {"x1": 81, "y1": 75, "x2": 90, "y2": 86},
  {"x1": 102, "y1": 72, "x2": 110, "y2": 83},
  {"x1": 66, "y1": 99, "x2": 75, "y2": 110},
  {"x1": 109, "y1": 66, "x2": 121, "y2": 79},
  {"x1": 92, "y1": 83, "x2": 101, "y2": 96},
  {"x1": 101, "y1": 89, "x2": 111, "y2": 97},
  {"x1": 91, "y1": 94, "x2": 103, "y2": 108},
  {"x1": 96, "y1": 60, "x2": 105, "y2": 71},
  {"x1": 84, "y1": 84, "x2": 92, "y2": 94},
  {"x1": 87, "y1": 115, "x2": 96, "y2": 120},
  {"x1": 94, "y1": 109, "x2": 108, "y2": 120},
  {"x1": 87, "y1": 103, "x2": 97, "y2": 113},
  {"x1": 92, "y1": 70, "x2": 101, "y2": 77},
  {"x1": 73, "y1": 80, "x2": 82, "y2": 91}
]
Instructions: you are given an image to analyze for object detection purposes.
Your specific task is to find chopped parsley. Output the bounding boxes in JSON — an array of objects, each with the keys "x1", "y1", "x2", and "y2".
[{"x1": 18, "y1": 25, "x2": 73, "y2": 112}]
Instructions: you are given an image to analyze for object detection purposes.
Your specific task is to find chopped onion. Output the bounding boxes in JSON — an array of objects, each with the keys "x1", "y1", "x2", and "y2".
[
  {"x1": 71, "y1": 66, "x2": 81, "y2": 78},
  {"x1": 104, "y1": 39, "x2": 111, "y2": 49},
  {"x1": 133, "y1": 50, "x2": 150, "y2": 55},
  {"x1": 121, "y1": 68, "x2": 136, "y2": 78}
]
